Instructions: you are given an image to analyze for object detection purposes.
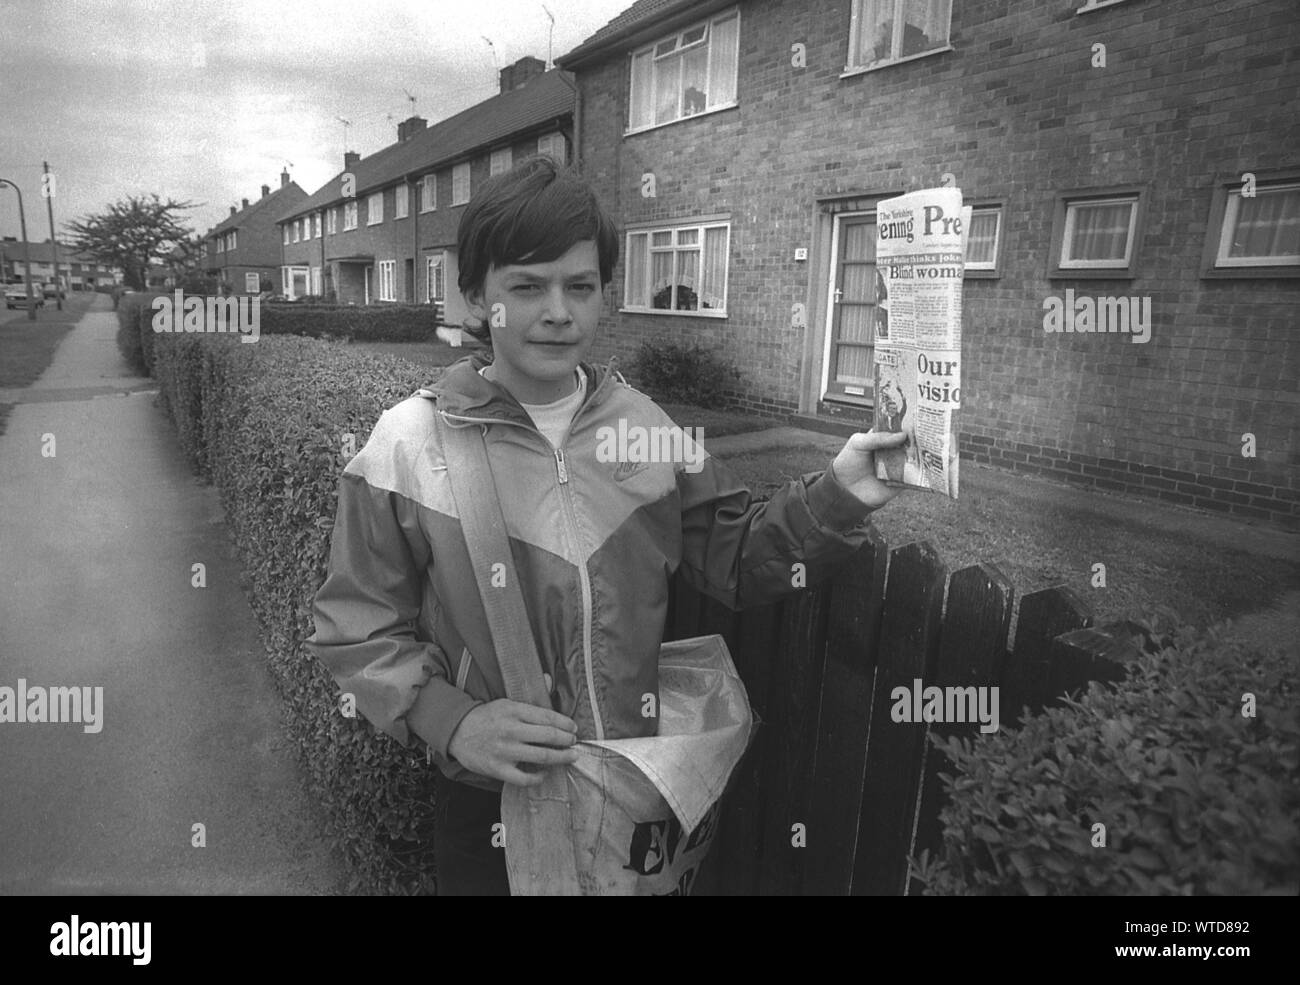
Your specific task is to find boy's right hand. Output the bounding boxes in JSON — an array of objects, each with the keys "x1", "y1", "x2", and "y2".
[{"x1": 447, "y1": 699, "x2": 579, "y2": 786}]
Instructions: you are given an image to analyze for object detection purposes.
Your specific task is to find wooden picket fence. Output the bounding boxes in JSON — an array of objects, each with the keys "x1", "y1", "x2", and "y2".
[{"x1": 663, "y1": 530, "x2": 1140, "y2": 896}]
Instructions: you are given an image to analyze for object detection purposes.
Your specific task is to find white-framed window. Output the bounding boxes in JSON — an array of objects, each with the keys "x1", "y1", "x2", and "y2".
[
  {"x1": 1211, "y1": 180, "x2": 1300, "y2": 269},
  {"x1": 628, "y1": 8, "x2": 740, "y2": 133},
  {"x1": 420, "y1": 173, "x2": 437, "y2": 212},
  {"x1": 1061, "y1": 195, "x2": 1140, "y2": 269},
  {"x1": 490, "y1": 148, "x2": 512, "y2": 176},
  {"x1": 377, "y1": 259, "x2": 396, "y2": 301},
  {"x1": 452, "y1": 163, "x2": 471, "y2": 205},
  {"x1": 426, "y1": 252, "x2": 444, "y2": 303},
  {"x1": 964, "y1": 204, "x2": 1003, "y2": 275},
  {"x1": 395, "y1": 183, "x2": 409, "y2": 219},
  {"x1": 537, "y1": 132, "x2": 566, "y2": 164},
  {"x1": 311, "y1": 266, "x2": 322, "y2": 295},
  {"x1": 847, "y1": 0, "x2": 952, "y2": 72},
  {"x1": 343, "y1": 201, "x2": 358, "y2": 230},
  {"x1": 291, "y1": 222, "x2": 299, "y2": 243},
  {"x1": 326, "y1": 208, "x2": 337, "y2": 235},
  {"x1": 282, "y1": 225, "x2": 290, "y2": 245},
  {"x1": 367, "y1": 191, "x2": 383, "y2": 225},
  {"x1": 1047, "y1": 186, "x2": 1146, "y2": 278},
  {"x1": 230, "y1": 230, "x2": 237, "y2": 249},
  {"x1": 623, "y1": 220, "x2": 730, "y2": 315},
  {"x1": 313, "y1": 213, "x2": 321, "y2": 238}
]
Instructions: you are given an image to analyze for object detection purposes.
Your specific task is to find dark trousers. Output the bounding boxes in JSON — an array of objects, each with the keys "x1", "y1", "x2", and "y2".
[{"x1": 433, "y1": 772, "x2": 511, "y2": 896}]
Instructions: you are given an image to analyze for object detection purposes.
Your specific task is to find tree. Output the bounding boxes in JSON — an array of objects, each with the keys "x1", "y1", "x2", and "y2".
[{"x1": 64, "y1": 194, "x2": 196, "y2": 290}]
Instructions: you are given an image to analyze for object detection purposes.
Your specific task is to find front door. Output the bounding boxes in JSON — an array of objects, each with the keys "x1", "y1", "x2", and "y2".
[{"x1": 824, "y1": 214, "x2": 880, "y2": 403}]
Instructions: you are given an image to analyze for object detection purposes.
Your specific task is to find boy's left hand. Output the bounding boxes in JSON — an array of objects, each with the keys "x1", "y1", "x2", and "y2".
[{"x1": 830, "y1": 430, "x2": 910, "y2": 509}]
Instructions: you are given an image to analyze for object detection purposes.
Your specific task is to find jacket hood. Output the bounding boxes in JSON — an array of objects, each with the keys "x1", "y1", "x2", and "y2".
[{"x1": 423, "y1": 351, "x2": 627, "y2": 425}]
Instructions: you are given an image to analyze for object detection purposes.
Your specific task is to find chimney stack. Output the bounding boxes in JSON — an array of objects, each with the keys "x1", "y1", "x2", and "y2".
[
  {"x1": 397, "y1": 115, "x2": 428, "y2": 142},
  {"x1": 281, "y1": 169, "x2": 290, "y2": 188},
  {"x1": 344, "y1": 150, "x2": 360, "y2": 170},
  {"x1": 261, "y1": 184, "x2": 271, "y2": 198},
  {"x1": 242, "y1": 198, "x2": 249, "y2": 210},
  {"x1": 230, "y1": 205, "x2": 237, "y2": 216},
  {"x1": 499, "y1": 55, "x2": 546, "y2": 94}
]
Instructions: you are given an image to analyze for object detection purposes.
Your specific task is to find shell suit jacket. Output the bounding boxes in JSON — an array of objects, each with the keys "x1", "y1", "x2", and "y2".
[{"x1": 306, "y1": 353, "x2": 879, "y2": 792}]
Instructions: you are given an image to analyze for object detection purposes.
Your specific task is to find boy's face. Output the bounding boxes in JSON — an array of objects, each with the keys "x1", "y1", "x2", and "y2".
[{"x1": 466, "y1": 240, "x2": 603, "y2": 405}]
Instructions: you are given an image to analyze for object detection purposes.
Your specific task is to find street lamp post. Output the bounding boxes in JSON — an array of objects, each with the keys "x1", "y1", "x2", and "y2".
[{"x1": 0, "y1": 177, "x2": 38, "y2": 321}]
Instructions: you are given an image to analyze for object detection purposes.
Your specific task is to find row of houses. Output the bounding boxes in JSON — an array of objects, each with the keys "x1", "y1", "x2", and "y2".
[
  {"x1": 198, "y1": 0, "x2": 1296, "y2": 527},
  {"x1": 1, "y1": 238, "x2": 120, "y2": 291}
]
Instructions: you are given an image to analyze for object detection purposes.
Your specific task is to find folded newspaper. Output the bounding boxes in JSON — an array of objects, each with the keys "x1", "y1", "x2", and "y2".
[{"x1": 873, "y1": 186, "x2": 970, "y2": 499}]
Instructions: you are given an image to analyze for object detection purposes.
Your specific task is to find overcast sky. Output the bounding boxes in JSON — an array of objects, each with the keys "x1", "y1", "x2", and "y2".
[{"x1": 0, "y1": 0, "x2": 630, "y2": 243}]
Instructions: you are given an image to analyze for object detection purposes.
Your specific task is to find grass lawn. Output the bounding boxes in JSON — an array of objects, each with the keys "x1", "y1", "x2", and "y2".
[
  {"x1": 0, "y1": 292, "x2": 98, "y2": 435},
  {"x1": 721, "y1": 443, "x2": 1300, "y2": 633}
]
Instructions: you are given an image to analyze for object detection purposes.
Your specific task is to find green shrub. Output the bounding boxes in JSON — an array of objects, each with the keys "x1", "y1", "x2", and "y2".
[
  {"x1": 910, "y1": 611, "x2": 1300, "y2": 895},
  {"x1": 114, "y1": 295, "x2": 146, "y2": 374},
  {"x1": 629, "y1": 339, "x2": 742, "y2": 408},
  {"x1": 152, "y1": 329, "x2": 455, "y2": 894},
  {"x1": 257, "y1": 302, "x2": 441, "y2": 342}
]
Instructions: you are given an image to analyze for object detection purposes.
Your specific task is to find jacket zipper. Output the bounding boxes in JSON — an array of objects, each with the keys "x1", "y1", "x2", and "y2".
[
  {"x1": 552, "y1": 444, "x2": 604, "y2": 740},
  {"x1": 440, "y1": 403, "x2": 605, "y2": 741}
]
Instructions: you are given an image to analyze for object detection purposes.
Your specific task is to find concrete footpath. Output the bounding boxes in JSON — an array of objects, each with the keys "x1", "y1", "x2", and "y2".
[{"x1": 0, "y1": 296, "x2": 346, "y2": 894}]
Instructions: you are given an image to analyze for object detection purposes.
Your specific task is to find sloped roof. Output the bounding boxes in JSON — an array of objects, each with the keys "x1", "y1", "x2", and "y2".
[
  {"x1": 557, "y1": 0, "x2": 738, "y2": 69},
  {"x1": 280, "y1": 68, "x2": 575, "y2": 223},
  {"x1": 209, "y1": 180, "x2": 307, "y2": 236}
]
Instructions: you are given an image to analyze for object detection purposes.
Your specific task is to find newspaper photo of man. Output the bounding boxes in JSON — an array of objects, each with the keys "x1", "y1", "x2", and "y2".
[{"x1": 873, "y1": 358, "x2": 922, "y2": 485}]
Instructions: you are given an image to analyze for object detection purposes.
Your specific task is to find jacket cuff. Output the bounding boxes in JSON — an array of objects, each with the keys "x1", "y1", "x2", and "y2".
[
  {"x1": 808, "y1": 462, "x2": 877, "y2": 530},
  {"x1": 406, "y1": 677, "x2": 482, "y2": 758}
]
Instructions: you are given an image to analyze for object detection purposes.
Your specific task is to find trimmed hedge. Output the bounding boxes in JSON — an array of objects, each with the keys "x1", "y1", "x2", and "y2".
[
  {"x1": 116, "y1": 295, "x2": 445, "y2": 377},
  {"x1": 910, "y1": 611, "x2": 1300, "y2": 895},
  {"x1": 152, "y1": 329, "x2": 447, "y2": 894}
]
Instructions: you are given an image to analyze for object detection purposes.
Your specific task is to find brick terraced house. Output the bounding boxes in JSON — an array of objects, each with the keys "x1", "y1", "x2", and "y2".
[
  {"x1": 557, "y1": 0, "x2": 1299, "y2": 528},
  {"x1": 203, "y1": 171, "x2": 307, "y2": 295},
  {"x1": 277, "y1": 55, "x2": 574, "y2": 329}
]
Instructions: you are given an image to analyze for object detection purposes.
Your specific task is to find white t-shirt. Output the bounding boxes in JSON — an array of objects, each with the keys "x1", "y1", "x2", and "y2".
[{"x1": 480, "y1": 367, "x2": 586, "y2": 449}]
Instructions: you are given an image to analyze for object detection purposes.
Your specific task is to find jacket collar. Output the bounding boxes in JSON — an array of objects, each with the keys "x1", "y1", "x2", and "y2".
[{"x1": 423, "y1": 351, "x2": 625, "y2": 426}]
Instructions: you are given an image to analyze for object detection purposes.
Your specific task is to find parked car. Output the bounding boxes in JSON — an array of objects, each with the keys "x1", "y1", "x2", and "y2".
[
  {"x1": 5, "y1": 285, "x2": 45, "y2": 309},
  {"x1": 42, "y1": 283, "x2": 66, "y2": 300}
]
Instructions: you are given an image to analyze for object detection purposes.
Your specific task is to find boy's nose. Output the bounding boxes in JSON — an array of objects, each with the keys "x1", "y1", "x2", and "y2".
[{"x1": 542, "y1": 287, "x2": 573, "y2": 324}]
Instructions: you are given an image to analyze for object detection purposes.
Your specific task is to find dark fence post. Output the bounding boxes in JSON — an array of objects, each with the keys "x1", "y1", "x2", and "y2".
[
  {"x1": 850, "y1": 541, "x2": 946, "y2": 895},
  {"x1": 909, "y1": 562, "x2": 1015, "y2": 892},
  {"x1": 801, "y1": 529, "x2": 889, "y2": 895},
  {"x1": 756, "y1": 581, "x2": 835, "y2": 895},
  {"x1": 1002, "y1": 586, "x2": 1092, "y2": 727}
]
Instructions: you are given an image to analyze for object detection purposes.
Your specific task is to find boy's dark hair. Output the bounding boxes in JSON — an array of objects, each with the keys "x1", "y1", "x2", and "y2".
[{"x1": 456, "y1": 155, "x2": 619, "y2": 344}]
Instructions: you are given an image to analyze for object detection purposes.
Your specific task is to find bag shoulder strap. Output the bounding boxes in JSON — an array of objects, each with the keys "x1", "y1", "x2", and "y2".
[{"x1": 435, "y1": 409, "x2": 551, "y2": 709}]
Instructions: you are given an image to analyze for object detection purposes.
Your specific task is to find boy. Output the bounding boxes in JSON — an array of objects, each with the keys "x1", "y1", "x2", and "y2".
[{"x1": 307, "y1": 156, "x2": 907, "y2": 895}]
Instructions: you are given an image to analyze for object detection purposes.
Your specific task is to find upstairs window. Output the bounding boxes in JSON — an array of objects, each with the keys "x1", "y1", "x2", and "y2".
[
  {"x1": 452, "y1": 163, "x2": 471, "y2": 206},
  {"x1": 490, "y1": 148, "x2": 512, "y2": 176},
  {"x1": 537, "y1": 132, "x2": 566, "y2": 164},
  {"x1": 628, "y1": 9, "x2": 740, "y2": 133},
  {"x1": 367, "y1": 191, "x2": 383, "y2": 225},
  {"x1": 420, "y1": 173, "x2": 437, "y2": 212},
  {"x1": 848, "y1": 0, "x2": 952, "y2": 71},
  {"x1": 395, "y1": 183, "x2": 409, "y2": 219}
]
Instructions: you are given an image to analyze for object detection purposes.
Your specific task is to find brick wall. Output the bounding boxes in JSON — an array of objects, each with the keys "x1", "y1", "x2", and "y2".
[{"x1": 573, "y1": 0, "x2": 1299, "y2": 528}]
